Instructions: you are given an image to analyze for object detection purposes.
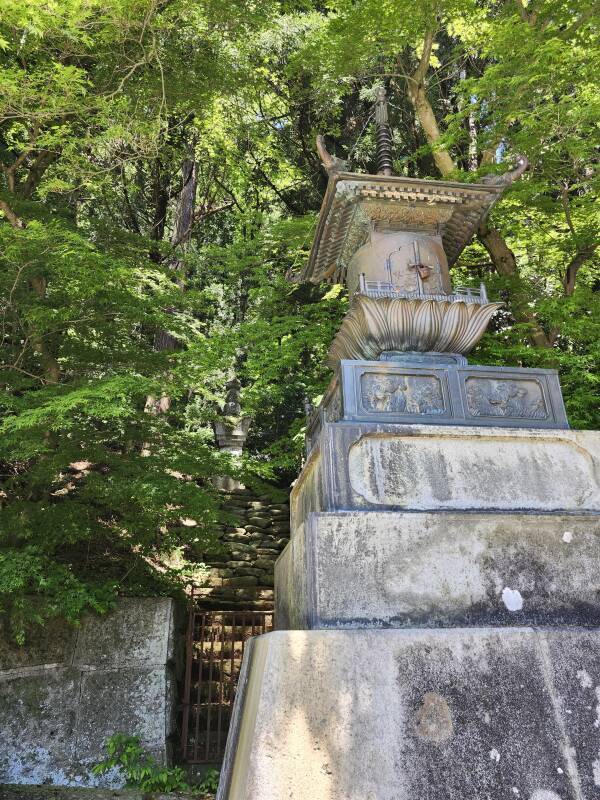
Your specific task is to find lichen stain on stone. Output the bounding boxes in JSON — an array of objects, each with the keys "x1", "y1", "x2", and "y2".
[{"x1": 414, "y1": 691, "x2": 453, "y2": 743}]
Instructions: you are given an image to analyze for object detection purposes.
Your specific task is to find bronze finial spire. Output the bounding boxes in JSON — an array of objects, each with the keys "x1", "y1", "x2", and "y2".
[{"x1": 375, "y1": 86, "x2": 393, "y2": 176}]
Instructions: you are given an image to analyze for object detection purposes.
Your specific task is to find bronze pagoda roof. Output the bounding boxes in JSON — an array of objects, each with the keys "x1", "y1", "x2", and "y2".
[{"x1": 301, "y1": 172, "x2": 505, "y2": 285}]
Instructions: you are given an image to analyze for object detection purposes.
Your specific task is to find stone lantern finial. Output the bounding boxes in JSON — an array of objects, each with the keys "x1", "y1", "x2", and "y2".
[{"x1": 375, "y1": 86, "x2": 393, "y2": 177}]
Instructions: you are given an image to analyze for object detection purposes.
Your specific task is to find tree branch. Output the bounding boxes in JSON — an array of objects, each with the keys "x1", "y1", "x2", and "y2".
[
  {"x1": 19, "y1": 150, "x2": 59, "y2": 199},
  {"x1": 0, "y1": 199, "x2": 25, "y2": 229},
  {"x1": 414, "y1": 28, "x2": 436, "y2": 85},
  {"x1": 563, "y1": 244, "x2": 598, "y2": 296},
  {"x1": 560, "y1": 184, "x2": 576, "y2": 236}
]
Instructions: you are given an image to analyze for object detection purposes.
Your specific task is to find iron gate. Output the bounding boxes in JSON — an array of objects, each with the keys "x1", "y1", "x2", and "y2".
[{"x1": 180, "y1": 609, "x2": 273, "y2": 763}]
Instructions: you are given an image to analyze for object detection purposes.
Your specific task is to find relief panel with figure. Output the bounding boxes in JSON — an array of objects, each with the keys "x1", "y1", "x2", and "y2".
[
  {"x1": 465, "y1": 378, "x2": 548, "y2": 419},
  {"x1": 360, "y1": 373, "x2": 445, "y2": 415}
]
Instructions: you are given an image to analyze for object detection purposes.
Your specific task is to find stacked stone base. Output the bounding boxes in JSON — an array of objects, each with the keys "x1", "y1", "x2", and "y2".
[{"x1": 217, "y1": 411, "x2": 600, "y2": 799}]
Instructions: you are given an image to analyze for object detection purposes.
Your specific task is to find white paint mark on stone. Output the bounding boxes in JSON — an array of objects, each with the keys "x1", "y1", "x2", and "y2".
[
  {"x1": 502, "y1": 587, "x2": 524, "y2": 611},
  {"x1": 530, "y1": 791, "x2": 562, "y2": 800},
  {"x1": 562, "y1": 531, "x2": 573, "y2": 543},
  {"x1": 557, "y1": 767, "x2": 563, "y2": 774},
  {"x1": 512, "y1": 789, "x2": 520, "y2": 796},
  {"x1": 490, "y1": 748, "x2": 501, "y2": 763},
  {"x1": 592, "y1": 757, "x2": 600, "y2": 787},
  {"x1": 484, "y1": 711, "x2": 491, "y2": 724},
  {"x1": 577, "y1": 670, "x2": 591, "y2": 689}
]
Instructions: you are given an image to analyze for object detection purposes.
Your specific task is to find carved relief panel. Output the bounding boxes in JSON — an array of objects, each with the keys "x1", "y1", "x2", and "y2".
[
  {"x1": 465, "y1": 378, "x2": 548, "y2": 420},
  {"x1": 360, "y1": 373, "x2": 445, "y2": 415}
]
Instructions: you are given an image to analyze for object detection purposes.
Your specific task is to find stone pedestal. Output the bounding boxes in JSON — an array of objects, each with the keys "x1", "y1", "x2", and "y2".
[
  {"x1": 215, "y1": 332, "x2": 600, "y2": 800},
  {"x1": 295, "y1": 422, "x2": 599, "y2": 528},
  {"x1": 275, "y1": 511, "x2": 600, "y2": 630}
]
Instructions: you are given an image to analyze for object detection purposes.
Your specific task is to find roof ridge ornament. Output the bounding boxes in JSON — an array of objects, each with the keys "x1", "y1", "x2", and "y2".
[
  {"x1": 480, "y1": 155, "x2": 529, "y2": 186},
  {"x1": 316, "y1": 135, "x2": 349, "y2": 176}
]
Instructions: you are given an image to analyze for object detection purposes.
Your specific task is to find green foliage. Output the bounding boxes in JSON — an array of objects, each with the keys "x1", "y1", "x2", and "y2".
[
  {"x1": 93, "y1": 734, "x2": 220, "y2": 795},
  {"x1": 93, "y1": 734, "x2": 192, "y2": 793},
  {"x1": 198, "y1": 768, "x2": 221, "y2": 794}
]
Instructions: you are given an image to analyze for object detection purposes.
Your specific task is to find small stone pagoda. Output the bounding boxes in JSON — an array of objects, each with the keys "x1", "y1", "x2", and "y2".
[{"x1": 217, "y1": 91, "x2": 600, "y2": 800}]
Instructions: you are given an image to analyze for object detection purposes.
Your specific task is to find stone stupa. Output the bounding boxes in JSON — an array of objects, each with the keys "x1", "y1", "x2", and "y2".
[{"x1": 216, "y1": 89, "x2": 600, "y2": 800}]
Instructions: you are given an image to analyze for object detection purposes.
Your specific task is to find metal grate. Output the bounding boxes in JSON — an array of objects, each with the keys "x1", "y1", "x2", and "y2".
[{"x1": 180, "y1": 609, "x2": 273, "y2": 763}]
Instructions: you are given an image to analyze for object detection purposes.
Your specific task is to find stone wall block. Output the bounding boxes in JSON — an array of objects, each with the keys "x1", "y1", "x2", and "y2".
[
  {"x1": 221, "y1": 577, "x2": 259, "y2": 588},
  {"x1": 0, "y1": 598, "x2": 177, "y2": 788},
  {"x1": 246, "y1": 517, "x2": 270, "y2": 529},
  {"x1": 73, "y1": 598, "x2": 173, "y2": 670},
  {"x1": 253, "y1": 559, "x2": 277, "y2": 570}
]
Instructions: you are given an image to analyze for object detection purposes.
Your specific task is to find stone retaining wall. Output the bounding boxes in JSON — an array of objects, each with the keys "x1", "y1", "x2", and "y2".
[
  {"x1": 0, "y1": 598, "x2": 178, "y2": 788},
  {"x1": 195, "y1": 489, "x2": 290, "y2": 612}
]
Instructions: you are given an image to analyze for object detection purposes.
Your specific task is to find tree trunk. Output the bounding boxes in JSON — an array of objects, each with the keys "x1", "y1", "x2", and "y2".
[
  {"x1": 402, "y1": 32, "x2": 552, "y2": 348},
  {"x1": 406, "y1": 78, "x2": 456, "y2": 177},
  {"x1": 477, "y1": 221, "x2": 552, "y2": 348},
  {"x1": 30, "y1": 275, "x2": 61, "y2": 383},
  {"x1": 149, "y1": 158, "x2": 170, "y2": 263},
  {"x1": 152, "y1": 155, "x2": 197, "y2": 353},
  {"x1": 171, "y1": 158, "x2": 197, "y2": 250}
]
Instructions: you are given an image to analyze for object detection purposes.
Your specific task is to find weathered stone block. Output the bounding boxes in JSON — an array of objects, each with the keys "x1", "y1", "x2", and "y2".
[
  {"x1": 247, "y1": 517, "x2": 270, "y2": 529},
  {"x1": 253, "y1": 559, "x2": 277, "y2": 570},
  {"x1": 291, "y1": 423, "x2": 600, "y2": 529},
  {"x1": 222, "y1": 576, "x2": 258, "y2": 588},
  {"x1": 218, "y1": 627, "x2": 600, "y2": 800},
  {"x1": 0, "y1": 618, "x2": 76, "y2": 672},
  {"x1": 0, "y1": 598, "x2": 177, "y2": 788},
  {"x1": 229, "y1": 553, "x2": 252, "y2": 563},
  {"x1": 276, "y1": 511, "x2": 600, "y2": 630},
  {"x1": 76, "y1": 668, "x2": 171, "y2": 762}
]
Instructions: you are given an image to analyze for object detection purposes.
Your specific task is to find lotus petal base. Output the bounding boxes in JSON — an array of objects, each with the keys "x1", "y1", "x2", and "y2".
[{"x1": 328, "y1": 295, "x2": 502, "y2": 367}]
